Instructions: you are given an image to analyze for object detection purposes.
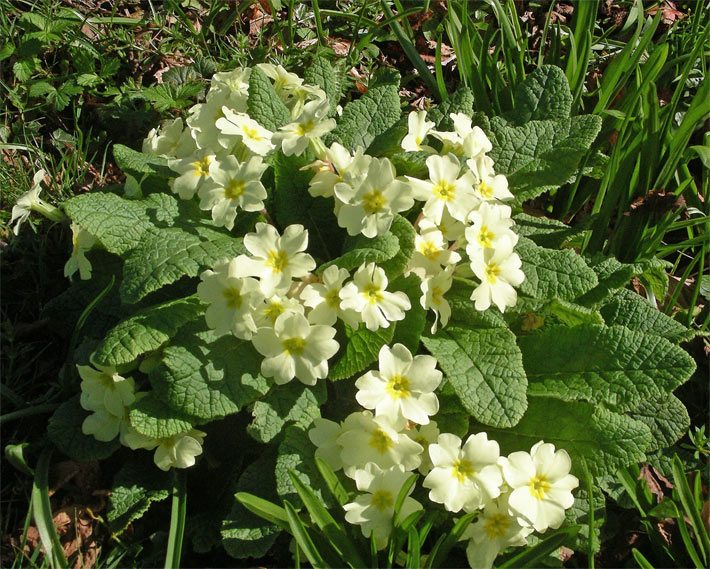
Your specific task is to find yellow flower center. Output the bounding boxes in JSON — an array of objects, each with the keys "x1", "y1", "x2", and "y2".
[
  {"x1": 433, "y1": 181, "x2": 456, "y2": 201},
  {"x1": 385, "y1": 374, "x2": 411, "y2": 399},
  {"x1": 528, "y1": 475, "x2": 551, "y2": 500},
  {"x1": 370, "y1": 490, "x2": 394, "y2": 512},
  {"x1": 368, "y1": 429, "x2": 393, "y2": 453},
  {"x1": 484, "y1": 514, "x2": 511, "y2": 539},
  {"x1": 242, "y1": 125, "x2": 263, "y2": 141},
  {"x1": 418, "y1": 240, "x2": 440, "y2": 260},
  {"x1": 477, "y1": 225, "x2": 494, "y2": 248},
  {"x1": 296, "y1": 120, "x2": 314, "y2": 136},
  {"x1": 362, "y1": 284, "x2": 383, "y2": 304},
  {"x1": 484, "y1": 263, "x2": 501, "y2": 284},
  {"x1": 431, "y1": 286, "x2": 444, "y2": 305},
  {"x1": 478, "y1": 181, "x2": 494, "y2": 199},
  {"x1": 266, "y1": 250, "x2": 289, "y2": 273},
  {"x1": 222, "y1": 287, "x2": 242, "y2": 309},
  {"x1": 362, "y1": 190, "x2": 387, "y2": 214},
  {"x1": 192, "y1": 156, "x2": 211, "y2": 177},
  {"x1": 225, "y1": 179, "x2": 245, "y2": 200},
  {"x1": 452, "y1": 459, "x2": 475, "y2": 483},
  {"x1": 263, "y1": 301, "x2": 284, "y2": 323},
  {"x1": 325, "y1": 288, "x2": 341, "y2": 308},
  {"x1": 282, "y1": 337, "x2": 306, "y2": 356},
  {"x1": 415, "y1": 135, "x2": 423, "y2": 146}
]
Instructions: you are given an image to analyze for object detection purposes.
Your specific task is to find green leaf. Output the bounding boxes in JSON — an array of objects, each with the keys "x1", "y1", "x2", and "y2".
[
  {"x1": 303, "y1": 55, "x2": 343, "y2": 115},
  {"x1": 271, "y1": 152, "x2": 344, "y2": 261},
  {"x1": 144, "y1": 82, "x2": 202, "y2": 111},
  {"x1": 329, "y1": 323, "x2": 395, "y2": 381},
  {"x1": 427, "y1": 86, "x2": 474, "y2": 130},
  {"x1": 629, "y1": 394, "x2": 690, "y2": 452},
  {"x1": 489, "y1": 115, "x2": 602, "y2": 202},
  {"x1": 63, "y1": 192, "x2": 153, "y2": 255},
  {"x1": 151, "y1": 332, "x2": 270, "y2": 422},
  {"x1": 507, "y1": 65, "x2": 573, "y2": 124},
  {"x1": 222, "y1": 450, "x2": 281, "y2": 559},
  {"x1": 107, "y1": 455, "x2": 171, "y2": 533},
  {"x1": 321, "y1": 232, "x2": 400, "y2": 274},
  {"x1": 544, "y1": 298, "x2": 605, "y2": 327},
  {"x1": 422, "y1": 325, "x2": 527, "y2": 428},
  {"x1": 247, "y1": 66, "x2": 290, "y2": 131},
  {"x1": 519, "y1": 324, "x2": 696, "y2": 411},
  {"x1": 129, "y1": 394, "x2": 194, "y2": 439},
  {"x1": 600, "y1": 289, "x2": 691, "y2": 342},
  {"x1": 513, "y1": 213, "x2": 584, "y2": 249},
  {"x1": 433, "y1": 388, "x2": 471, "y2": 438},
  {"x1": 379, "y1": 215, "x2": 416, "y2": 279},
  {"x1": 486, "y1": 398, "x2": 652, "y2": 478},
  {"x1": 48, "y1": 397, "x2": 120, "y2": 461},
  {"x1": 390, "y1": 274, "x2": 427, "y2": 352},
  {"x1": 113, "y1": 143, "x2": 171, "y2": 179},
  {"x1": 92, "y1": 296, "x2": 204, "y2": 367},
  {"x1": 328, "y1": 69, "x2": 401, "y2": 152},
  {"x1": 247, "y1": 382, "x2": 326, "y2": 443},
  {"x1": 517, "y1": 238, "x2": 598, "y2": 301},
  {"x1": 498, "y1": 526, "x2": 580, "y2": 568},
  {"x1": 275, "y1": 426, "x2": 329, "y2": 508},
  {"x1": 120, "y1": 226, "x2": 245, "y2": 304},
  {"x1": 564, "y1": 487, "x2": 605, "y2": 554}
]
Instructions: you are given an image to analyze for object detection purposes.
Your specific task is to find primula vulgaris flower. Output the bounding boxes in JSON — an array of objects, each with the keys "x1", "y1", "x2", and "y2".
[
  {"x1": 257, "y1": 63, "x2": 303, "y2": 97},
  {"x1": 273, "y1": 98, "x2": 336, "y2": 156},
  {"x1": 253, "y1": 294, "x2": 305, "y2": 328},
  {"x1": 466, "y1": 157, "x2": 514, "y2": 203},
  {"x1": 307, "y1": 143, "x2": 371, "y2": 200},
  {"x1": 235, "y1": 223, "x2": 316, "y2": 296},
  {"x1": 344, "y1": 463, "x2": 423, "y2": 548},
  {"x1": 308, "y1": 417, "x2": 343, "y2": 471},
  {"x1": 82, "y1": 407, "x2": 133, "y2": 442},
  {"x1": 168, "y1": 150, "x2": 215, "y2": 200},
  {"x1": 408, "y1": 225, "x2": 460, "y2": 278},
  {"x1": 423, "y1": 432, "x2": 503, "y2": 513},
  {"x1": 339, "y1": 263, "x2": 411, "y2": 331},
  {"x1": 335, "y1": 157, "x2": 413, "y2": 238},
  {"x1": 77, "y1": 364, "x2": 135, "y2": 418},
  {"x1": 142, "y1": 118, "x2": 197, "y2": 158},
  {"x1": 124, "y1": 428, "x2": 207, "y2": 471},
  {"x1": 197, "y1": 259, "x2": 262, "y2": 339},
  {"x1": 408, "y1": 154, "x2": 478, "y2": 224},
  {"x1": 10, "y1": 169, "x2": 58, "y2": 235},
  {"x1": 211, "y1": 67, "x2": 251, "y2": 98},
  {"x1": 355, "y1": 343, "x2": 442, "y2": 429},
  {"x1": 420, "y1": 265, "x2": 454, "y2": 333},
  {"x1": 469, "y1": 238, "x2": 524, "y2": 313},
  {"x1": 187, "y1": 87, "x2": 248, "y2": 150},
  {"x1": 401, "y1": 110, "x2": 435, "y2": 152},
  {"x1": 300, "y1": 265, "x2": 358, "y2": 327},
  {"x1": 465, "y1": 203, "x2": 516, "y2": 251},
  {"x1": 499, "y1": 441, "x2": 579, "y2": 532},
  {"x1": 216, "y1": 108, "x2": 275, "y2": 155},
  {"x1": 337, "y1": 411, "x2": 423, "y2": 476},
  {"x1": 64, "y1": 223, "x2": 96, "y2": 280},
  {"x1": 410, "y1": 421, "x2": 440, "y2": 475},
  {"x1": 430, "y1": 113, "x2": 492, "y2": 159},
  {"x1": 461, "y1": 495, "x2": 533, "y2": 569},
  {"x1": 198, "y1": 155, "x2": 268, "y2": 230},
  {"x1": 251, "y1": 312, "x2": 339, "y2": 385}
]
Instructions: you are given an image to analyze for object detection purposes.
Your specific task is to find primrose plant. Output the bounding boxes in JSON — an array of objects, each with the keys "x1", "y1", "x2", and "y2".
[{"x1": 15, "y1": 59, "x2": 696, "y2": 566}]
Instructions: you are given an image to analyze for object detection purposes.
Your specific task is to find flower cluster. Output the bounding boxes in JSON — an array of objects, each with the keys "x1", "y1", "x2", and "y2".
[
  {"x1": 76, "y1": 363, "x2": 205, "y2": 471},
  {"x1": 309, "y1": 343, "x2": 579, "y2": 567}
]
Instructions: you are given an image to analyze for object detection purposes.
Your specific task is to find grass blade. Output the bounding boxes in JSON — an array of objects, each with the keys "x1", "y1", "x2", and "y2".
[
  {"x1": 425, "y1": 511, "x2": 476, "y2": 568},
  {"x1": 164, "y1": 471, "x2": 187, "y2": 569},
  {"x1": 236, "y1": 492, "x2": 290, "y2": 530},
  {"x1": 498, "y1": 525, "x2": 580, "y2": 568},
  {"x1": 284, "y1": 500, "x2": 327, "y2": 569},
  {"x1": 31, "y1": 447, "x2": 68, "y2": 569},
  {"x1": 315, "y1": 457, "x2": 349, "y2": 506}
]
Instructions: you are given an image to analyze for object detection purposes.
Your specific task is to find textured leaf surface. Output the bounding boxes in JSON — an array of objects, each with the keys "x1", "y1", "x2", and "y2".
[
  {"x1": 48, "y1": 397, "x2": 120, "y2": 461},
  {"x1": 513, "y1": 213, "x2": 583, "y2": 249},
  {"x1": 329, "y1": 69, "x2": 401, "y2": 151},
  {"x1": 113, "y1": 144, "x2": 171, "y2": 178},
  {"x1": 222, "y1": 450, "x2": 281, "y2": 559},
  {"x1": 303, "y1": 55, "x2": 342, "y2": 115},
  {"x1": 247, "y1": 66, "x2": 290, "y2": 131},
  {"x1": 321, "y1": 232, "x2": 399, "y2": 275},
  {"x1": 564, "y1": 487, "x2": 605, "y2": 554},
  {"x1": 486, "y1": 398, "x2": 652, "y2": 478},
  {"x1": 428, "y1": 86, "x2": 474, "y2": 129},
  {"x1": 92, "y1": 296, "x2": 204, "y2": 367},
  {"x1": 489, "y1": 115, "x2": 601, "y2": 202},
  {"x1": 520, "y1": 325, "x2": 696, "y2": 411},
  {"x1": 422, "y1": 325, "x2": 527, "y2": 428},
  {"x1": 330, "y1": 323, "x2": 394, "y2": 381},
  {"x1": 629, "y1": 394, "x2": 690, "y2": 452},
  {"x1": 152, "y1": 334, "x2": 270, "y2": 421},
  {"x1": 120, "y1": 226, "x2": 244, "y2": 304},
  {"x1": 275, "y1": 426, "x2": 329, "y2": 508},
  {"x1": 63, "y1": 192, "x2": 153, "y2": 255},
  {"x1": 129, "y1": 394, "x2": 194, "y2": 439},
  {"x1": 107, "y1": 455, "x2": 171, "y2": 533},
  {"x1": 508, "y1": 65, "x2": 572, "y2": 124},
  {"x1": 379, "y1": 215, "x2": 416, "y2": 279},
  {"x1": 390, "y1": 274, "x2": 427, "y2": 352},
  {"x1": 517, "y1": 238, "x2": 598, "y2": 301},
  {"x1": 600, "y1": 289, "x2": 690, "y2": 342},
  {"x1": 247, "y1": 382, "x2": 326, "y2": 444},
  {"x1": 578, "y1": 256, "x2": 669, "y2": 306}
]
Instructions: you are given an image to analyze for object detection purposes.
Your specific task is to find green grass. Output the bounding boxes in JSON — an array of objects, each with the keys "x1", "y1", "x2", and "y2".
[{"x1": 1, "y1": 1, "x2": 708, "y2": 567}]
